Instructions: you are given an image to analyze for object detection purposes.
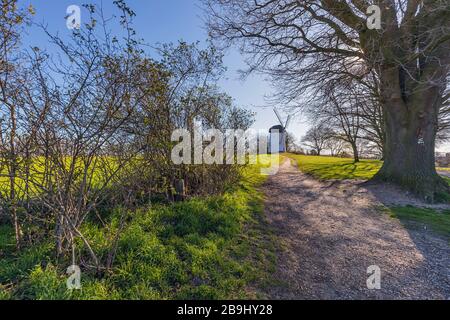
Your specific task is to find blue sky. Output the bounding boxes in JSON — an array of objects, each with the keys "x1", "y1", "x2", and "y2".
[{"x1": 18, "y1": 0, "x2": 308, "y2": 142}]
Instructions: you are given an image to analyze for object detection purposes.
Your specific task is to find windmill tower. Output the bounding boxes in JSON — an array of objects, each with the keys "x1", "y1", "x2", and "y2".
[{"x1": 269, "y1": 109, "x2": 291, "y2": 153}]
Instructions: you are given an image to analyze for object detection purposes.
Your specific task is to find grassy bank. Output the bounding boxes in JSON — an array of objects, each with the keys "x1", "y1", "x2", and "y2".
[
  {"x1": 379, "y1": 206, "x2": 450, "y2": 239},
  {"x1": 0, "y1": 164, "x2": 276, "y2": 300}
]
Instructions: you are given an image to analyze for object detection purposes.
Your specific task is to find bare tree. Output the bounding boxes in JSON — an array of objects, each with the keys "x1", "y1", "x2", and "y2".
[
  {"x1": 312, "y1": 82, "x2": 362, "y2": 162},
  {"x1": 286, "y1": 131, "x2": 302, "y2": 153},
  {"x1": 310, "y1": 69, "x2": 385, "y2": 160},
  {"x1": 301, "y1": 124, "x2": 332, "y2": 156},
  {"x1": 0, "y1": 0, "x2": 34, "y2": 250},
  {"x1": 325, "y1": 137, "x2": 347, "y2": 157},
  {"x1": 204, "y1": 0, "x2": 450, "y2": 201}
]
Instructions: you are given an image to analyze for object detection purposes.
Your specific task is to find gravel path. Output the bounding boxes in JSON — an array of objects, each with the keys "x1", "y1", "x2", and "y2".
[{"x1": 261, "y1": 160, "x2": 450, "y2": 300}]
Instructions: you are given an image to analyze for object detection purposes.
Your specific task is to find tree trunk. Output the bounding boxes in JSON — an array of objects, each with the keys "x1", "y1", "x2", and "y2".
[
  {"x1": 374, "y1": 87, "x2": 448, "y2": 202},
  {"x1": 55, "y1": 214, "x2": 64, "y2": 257},
  {"x1": 9, "y1": 104, "x2": 21, "y2": 250},
  {"x1": 174, "y1": 179, "x2": 186, "y2": 202},
  {"x1": 350, "y1": 142, "x2": 360, "y2": 163}
]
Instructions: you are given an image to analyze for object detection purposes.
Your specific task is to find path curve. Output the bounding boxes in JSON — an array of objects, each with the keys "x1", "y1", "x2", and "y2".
[{"x1": 261, "y1": 160, "x2": 450, "y2": 300}]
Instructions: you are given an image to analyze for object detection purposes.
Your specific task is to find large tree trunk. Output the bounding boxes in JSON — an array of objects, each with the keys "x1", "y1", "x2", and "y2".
[{"x1": 374, "y1": 76, "x2": 448, "y2": 202}]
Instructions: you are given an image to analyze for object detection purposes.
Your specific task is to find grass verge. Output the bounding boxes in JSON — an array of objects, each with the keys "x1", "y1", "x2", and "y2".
[{"x1": 385, "y1": 206, "x2": 450, "y2": 239}]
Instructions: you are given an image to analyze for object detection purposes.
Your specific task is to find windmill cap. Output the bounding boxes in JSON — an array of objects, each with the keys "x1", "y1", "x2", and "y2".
[{"x1": 269, "y1": 125, "x2": 285, "y2": 133}]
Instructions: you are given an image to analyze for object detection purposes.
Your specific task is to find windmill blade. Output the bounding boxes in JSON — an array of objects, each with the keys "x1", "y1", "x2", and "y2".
[
  {"x1": 285, "y1": 115, "x2": 292, "y2": 129},
  {"x1": 273, "y1": 108, "x2": 283, "y2": 126}
]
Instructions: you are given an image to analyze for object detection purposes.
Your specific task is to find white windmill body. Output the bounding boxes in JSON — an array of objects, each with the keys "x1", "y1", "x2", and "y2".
[{"x1": 269, "y1": 109, "x2": 291, "y2": 153}]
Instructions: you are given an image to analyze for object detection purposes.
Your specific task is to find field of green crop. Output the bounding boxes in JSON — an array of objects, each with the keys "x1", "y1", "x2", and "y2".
[{"x1": 0, "y1": 156, "x2": 130, "y2": 198}]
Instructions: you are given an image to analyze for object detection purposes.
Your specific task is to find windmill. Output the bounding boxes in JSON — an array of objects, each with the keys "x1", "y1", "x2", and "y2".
[{"x1": 269, "y1": 108, "x2": 291, "y2": 153}]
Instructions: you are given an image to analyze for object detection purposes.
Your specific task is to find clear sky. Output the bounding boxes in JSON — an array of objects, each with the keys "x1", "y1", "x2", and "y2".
[{"x1": 16, "y1": 1, "x2": 449, "y2": 152}]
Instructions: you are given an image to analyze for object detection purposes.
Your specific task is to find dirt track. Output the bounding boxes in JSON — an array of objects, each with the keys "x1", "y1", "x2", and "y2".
[{"x1": 260, "y1": 160, "x2": 450, "y2": 300}]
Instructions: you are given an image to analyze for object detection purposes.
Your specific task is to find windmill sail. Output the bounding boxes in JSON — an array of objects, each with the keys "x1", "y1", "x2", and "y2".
[
  {"x1": 285, "y1": 115, "x2": 291, "y2": 130},
  {"x1": 274, "y1": 108, "x2": 284, "y2": 126}
]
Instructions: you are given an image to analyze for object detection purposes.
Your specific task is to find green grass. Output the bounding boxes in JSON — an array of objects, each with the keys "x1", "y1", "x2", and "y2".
[
  {"x1": 286, "y1": 154, "x2": 382, "y2": 180},
  {"x1": 0, "y1": 162, "x2": 276, "y2": 300},
  {"x1": 286, "y1": 154, "x2": 450, "y2": 186},
  {"x1": 383, "y1": 206, "x2": 450, "y2": 239}
]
